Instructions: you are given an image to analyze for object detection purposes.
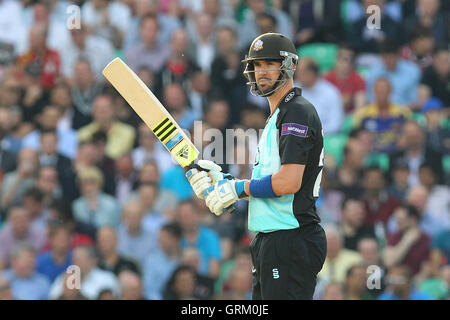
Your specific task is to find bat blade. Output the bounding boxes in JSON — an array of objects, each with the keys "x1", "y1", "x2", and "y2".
[{"x1": 102, "y1": 58, "x2": 199, "y2": 167}]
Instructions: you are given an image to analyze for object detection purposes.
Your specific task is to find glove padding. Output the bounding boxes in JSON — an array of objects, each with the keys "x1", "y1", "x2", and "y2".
[
  {"x1": 186, "y1": 160, "x2": 224, "y2": 199},
  {"x1": 203, "y1": 179, "x2": 241, "y2": 216}
]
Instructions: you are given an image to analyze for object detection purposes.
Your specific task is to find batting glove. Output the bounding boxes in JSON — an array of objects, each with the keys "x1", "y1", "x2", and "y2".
[
  {"x1": 203, "y1": 179, "x2": 247, "y2": 216},
  {"x1": 186, "y1": 160, "x2": 230, "y2": 199}
]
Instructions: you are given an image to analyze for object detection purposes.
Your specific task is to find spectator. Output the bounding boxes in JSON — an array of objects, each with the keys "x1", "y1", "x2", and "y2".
[
  {"x1": 46, "y1": 199, "x2": 96, "y2": 248},
  {"x1": 400, "y1": 27, "x2": 435, "y2": 71},
  {"x1": 383, "y1": 205, "x2": 431, "y2": 276},
  {"x1": 118, "y1": 200, "x2": 159, "y2": 267},
  {"x1": 417, "y1": 164, "x2": 450, "y2": 235},
  {"x1": 34, "y1": 166, "x2": 62, "y2": 206},
  {"x1": 239, "y1": 0, "x2": 293, "y2": 49},
  {"x1": 36, "y1": 223, "x2": 72, "y2": 283},
  {"x1": 420, "y1": 47, "x2": 450, "y2": 107},
  {"x1": 389, "y1": 120, "x2": 444, "y2": 185},
  {"x1": 123, "y1": 0, "x2": 181, "y2": 51},
  {"x1": 0, "y1": 148, "x2": 39, "y2": 210},
  {"x1": 22, "y1": 187, "x2": 47, "y2": 229},
  {"x1": 322, "y1": 282, "x2": 345, "y2": 300},
  {"x1": 293, "y1": 0, "x2": 342, "y2": 45},
  {"x1": 318, "y1": 225, "x2": 363, "y2": 284},
  {"x1": 181, "y1": 247, "x2": 215, "y2": 300},
  {"x1": 209, "y1": 25, "x2": 247, "y2": 126},
  {"x1": 16, "y1": 23, "x2": 61, "y2": 90},
  {"x1": 78, "y1": 94, "x2": 136, "y2": 160},
  {"x1": 365, "y1": 40, "x2": 421, "y2": 107},
  {"x1": 354, "y1": 77, "x2": 412, "y2": 154},
  {"x1": 61, "y1": 23, "x2": 115, "y2": 79},
  {"x1": 81, "y1": 0, "x2": 131, "y2": 47},
  {"x1": 36, "y1": 129, "x2": 78, "y2": 201},
  {"x1": 361, "y1": 166, "x2": 400, "y2": 228},
  {"x1": 132, "y1": 123, "x2": 175, "y2": 174},
  {"x1": 125, "y1": 13, "x2": 171, "y2": 73},
  {"x1": 97, "y1": 226, "x2": 140, "y2": 277},
  {"x1": 387, "y1": 161, "x2": 410, "y2": 201},
  {"x1": 0, "y1": 243, "x2": 50, "y2": 300},
  {"x1": 114, "y1": 153, "x2": 138, "y2": 207},
  {"x1": 324, "y1": 45, "x2": 366, "y2": 113},
  {"x1": 49, "y1": 82, "x2": 79, "y2": 131},
  {"x1": 134, "y1": 161, "x2": 179, "y2": 215},
  {"x1": 56, "y1": 272, "x2": 88, "y2": 300},
  {"x1": 0, "y1": 206, "x2": 47, "y2": 270},
  {"x1": 218, "y1": 264, "x2": 252, "y2": 300},
  {"x1": 162, "y1": 265, "x2": 197, "y2": 300},
  {"x1": 178, "y1": 200, "x2": 222, "y2": 278},
  {"x1": 358, "y1": 237, "x2": 384, "y2": 269},
  {"x1": 0, "y1": 276, "x2": 14, "y2": 300},
  {"x1": 295, "y1": 59, "x2": 344, "y2": 134},
  {"x1": 404, "y1": 0, "x2": 448, "y2": 45},
  {"x1": 118, "y1": 270, "x2": 145, "y2": 300},
  {"x1": 347, "y1": 0, "x2": 404, "y2": 53},
  {"x1": 188, "y1": 70, "x2": 212, "y2": 119},
  {"x1": 0, "y1": 106, "x2": 23, "y2": 156},
  {"x1": 344, "y1": 264, "x2": 375, "y2": 300},
  {"x1": 72, "y1": 166, "x2": 121, "y2": 230},
  {"x1": 378, "y1": 265, "x2": 432, "y2": 300},
  {"x1": 143, "y1": 222, "x2": 183, "y2": 300},
  {"x1": 335, "y1": 139, "x2": 368, "y2": 197},
  {"x1": 190, "y1": 13, "x2": 216, "y2": 74},
  {"x1": 422, "y1": 98, "x2": 450, "y2": 155},
  {"x1": 49, "y1": 245, "x2": 120, "y2": 300},
  {"x1": 161, "y1": 84, "x2": 198, "y2": 133},
  {"x1": 70, "y1": 59, "x2": 104, "y2": 129},
  {"x1": 22, "y1": 104, "x2": 79, "y2": 160},
  {"x1": 155, "y1": 28, "x2": 200, "y2": 95},
  {"x1": 339, "y1": 197, "x2": 376, "y2": 251}
]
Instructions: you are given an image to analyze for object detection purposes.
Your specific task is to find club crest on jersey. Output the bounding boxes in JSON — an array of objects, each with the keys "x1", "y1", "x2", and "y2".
[
  {"x1": 253, "y1": 40, "x2": 263, "y2": 51},
  {"x1": 281, "y1": 123, "x2": 308, "y2": 138},
  {"x1": 284, "y1": 91, "x2": 295, "y2": 102}
]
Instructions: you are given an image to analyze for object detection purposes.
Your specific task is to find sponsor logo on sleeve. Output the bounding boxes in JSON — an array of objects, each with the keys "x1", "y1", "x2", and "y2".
[{"x1": 281, "y1": 123, "x2": 308, "y2": 138}]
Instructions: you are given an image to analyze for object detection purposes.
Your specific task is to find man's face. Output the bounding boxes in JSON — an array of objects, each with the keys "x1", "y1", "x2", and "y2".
[
  {"x1": 93, "y1": 97, "x2": 115, "y2": 124},
  {"x1": 178, "y1": 203, "x2": 198, "y2": 231},
  {"x1": 123, "y1": 203, "x2": 144, "y2": 231},
  {"x1": 374, "y1": 79, "x2": 391, "y2": 104},
  {"x1": 37, "y1": 168, "x2": 58, "y2": 194},
  {"x1": 140, "y1": 18, "x2": 159, "y2": 46},
  {"x1": 433, "y1": 51, "x2": 450, "y2": 76},
  {"x1": 253, "y1": 60, "x2": 282, "y2": 95},
  {"x1": 73, "y1": 248, "x2": 95, "y2": 274},
  {"x1": 394, "y1": 207, "x2": 411, "y2": 232},
  {"x1": 256, "y1": 16, "x2": 276, "y2": 34},
  {"x1": 51, "y1": 228, "x2": 71, "y2": 253},
  {"x1": 381, "y1": 53, "x2": 398, "y2": 71},
  {"x1": 343, "y1": 200, "x2": 365, "y2": 228},
  {"x1": 402, "y1": 123, "x2": 425, "y2": 150},
  {"x1": 12, "y1": 250, "x2": 35, "y2": 278},
  {"x1": 358, "y1": 239, "x2": 379, "y2": 265},
  {"x1": 40, "y1": 107, "x2": 61, "y2": 130},
  {"x1": 363, "y1": 170, "x2": 384, "y2": 192},
  {"x1": 97, "y1": 228, "x2": 117, "y2": 254},
  {"x1": 10, "y1": 208, "x2": 30, "y2": 238},
  {"x1": 158, "y1": 229, "x2": 176, "y2": 252},
  {"x1": 40, "y1": 133, "x2": 58, "y2": 155}
]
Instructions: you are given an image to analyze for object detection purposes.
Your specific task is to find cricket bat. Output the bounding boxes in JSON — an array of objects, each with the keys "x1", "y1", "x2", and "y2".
[{"x1": 102, "y1": 57, "x2": 198, "y2": 168}]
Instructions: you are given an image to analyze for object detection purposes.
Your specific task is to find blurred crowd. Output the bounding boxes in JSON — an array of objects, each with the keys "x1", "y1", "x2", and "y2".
[{"x1": 0, "y1": 0, "x2": 448, "y2": 300}]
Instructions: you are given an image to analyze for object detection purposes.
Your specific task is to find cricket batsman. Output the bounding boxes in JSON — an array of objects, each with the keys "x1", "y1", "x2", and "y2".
[{"x1": 186, "y1": 33, "x2": 327, "y2": 300}]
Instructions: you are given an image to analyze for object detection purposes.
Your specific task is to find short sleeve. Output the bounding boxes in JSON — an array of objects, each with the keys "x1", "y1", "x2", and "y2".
[{"x1": 277, "y1": 105, "x2": 317, "y2": 165}]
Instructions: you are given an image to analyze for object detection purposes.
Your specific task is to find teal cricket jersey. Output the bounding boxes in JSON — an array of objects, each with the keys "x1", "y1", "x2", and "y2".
[{"x1": 248, "y1": 88, "x2": 324, "y2": 233}]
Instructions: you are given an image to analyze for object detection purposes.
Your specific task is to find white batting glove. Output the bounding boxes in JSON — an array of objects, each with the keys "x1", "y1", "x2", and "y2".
[
  {"x1": 203, "y1": 179, "x2": 246, "y2": 216},
  {"x1": 185, "y1": 160, "x2": 224, "y2": 199}
]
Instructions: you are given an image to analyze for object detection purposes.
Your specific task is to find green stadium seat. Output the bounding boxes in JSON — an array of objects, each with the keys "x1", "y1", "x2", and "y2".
[
  {"x1": 298, "y1": 43, "x2": 338, "y2": 74},
  {"x1": 342, "y1": 115, "x2": 355, "y2": 134},
  {"x1": 365, "y1": 153, "x2": 390, "y2": 172},
  {"x1": 443, "y1": 155, "x2": 450, "y2": 173},
  {"x1": 324, "y1": 133, "x2": 349, "y2": 166}
]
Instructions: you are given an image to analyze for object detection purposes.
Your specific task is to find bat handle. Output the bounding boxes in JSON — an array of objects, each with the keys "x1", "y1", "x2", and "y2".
[{"x1": 187, "y1": 163, "x2": 236, "y2": 215}]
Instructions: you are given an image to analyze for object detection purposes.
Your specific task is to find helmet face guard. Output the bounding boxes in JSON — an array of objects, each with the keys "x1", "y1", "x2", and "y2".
[{"x1": 242, "y1": 51, "x2": 298, "y2": 97}]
